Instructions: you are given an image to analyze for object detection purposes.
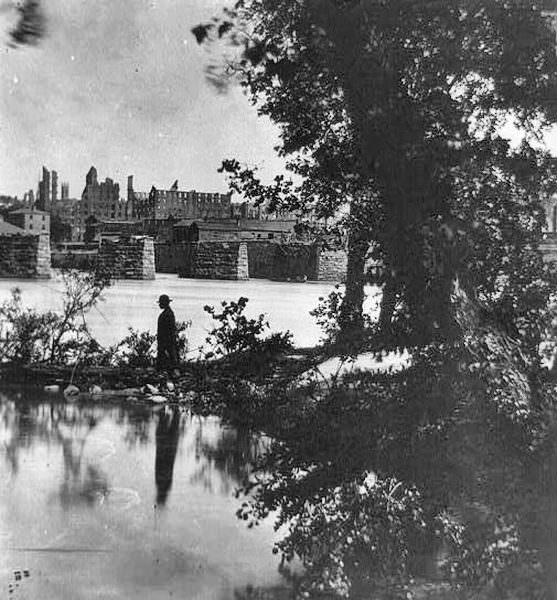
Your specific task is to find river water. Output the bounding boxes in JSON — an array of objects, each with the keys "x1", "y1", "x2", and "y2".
[
  {"x1": 0, "y1": 274, "x2": 380, "y2": 351},
  {"x1": 0, "y1": 387, "x2": 290, "y2": 599},
  {"x1": 0, "y1": 275, "x2": 382, "y2": 598}
]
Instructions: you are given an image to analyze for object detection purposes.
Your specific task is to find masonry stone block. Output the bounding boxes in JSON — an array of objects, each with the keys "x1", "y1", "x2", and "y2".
[
  {"x1": 175, "y1": 241, "x2": 249, "y2": 280},
  {"x1": 315, "y1": 248, "x2": 348, "y2": 282},
  {"x1": 157, "y1": 239, "x2": 348, "y2": 282},
  {"x1": 97, "y1": 236, "x2": 155, "y2": 280},
  {"x1": 0, "y1": 233, "x2": 51, "y2": 278}
]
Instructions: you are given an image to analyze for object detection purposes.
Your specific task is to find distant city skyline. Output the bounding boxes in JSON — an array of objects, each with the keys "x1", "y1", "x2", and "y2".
[{"x1": 0, "y1": 0, "x2": 286, "y2": 198}]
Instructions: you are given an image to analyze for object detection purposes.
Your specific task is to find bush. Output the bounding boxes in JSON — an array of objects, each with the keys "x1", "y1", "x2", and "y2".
[
  {"x1": 310, "y1": 286, "x2": 375, "y2": 355},
  {"x1": 203, "y1": 297, "x2": 292, "y2": 359},
  {"x1": 310, "y1": 285, "x2": 344, "y2": 345},
  {"x1": 0, "y1": 272, "x2": 194, "y2": 371},
  {"x1": 110, "y1": 320, "x2": 191, "y2": 368},
  {"x1": 0, "y1": 270, "x2": 109, "y2": 365},
  {"x1": 111, "y1": 328, "x2": 158, "y2": 368},
  {"x1": 0, "y1": 288, "x2": 60, "y2": 363}
]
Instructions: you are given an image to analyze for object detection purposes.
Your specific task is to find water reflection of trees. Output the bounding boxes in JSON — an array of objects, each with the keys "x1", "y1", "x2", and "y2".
[
  {"x1": 0, "y1": 388, "x2": 111, "y2": 508},
  {"x1": 189, "y1": 417, "x2": 270, "y2": 495},
  {"x1": 55, "y1": 409, "x2": 109, "y2": 509},
  {"x1": 0, "y1": 388, "x2": 155, "y2": 465},
  {"x1": 114, "y1": 402, "x2": 154, "y2": 447},
  {"x1": 0, "y1": 388, "x2": 271, "y2": 506},
  {"x1": 0, "y1": 389, "x2": 151, "y2": 510},
  {"x1": 153, "y1": 410, "x2": 270, "y2": 502},
  {"x1": 1, "y1": 394, "x2": 48, "y2": 473}
]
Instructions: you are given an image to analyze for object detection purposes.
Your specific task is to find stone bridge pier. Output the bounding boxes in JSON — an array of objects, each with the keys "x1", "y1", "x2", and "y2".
[
  {"x1": 96, "y1": 236, "x2": 155, "y2": 280},
  {"x1": 0, "y1": 231, "x2": 51, "y2": 278}
]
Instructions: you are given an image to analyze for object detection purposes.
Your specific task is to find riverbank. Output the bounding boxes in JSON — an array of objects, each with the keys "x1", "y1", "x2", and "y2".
[
  {"x1": 0, "y1": 345, "x2": 319, "y2": 420},
  {"x1": 0, "y1": 269, "x2": 334, "y2": 416}
]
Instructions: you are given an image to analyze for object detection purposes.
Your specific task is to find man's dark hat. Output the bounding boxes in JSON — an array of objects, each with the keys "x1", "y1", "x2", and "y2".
[{"x1": 158, "y1": 294, "x2": 172, "y2": 304}]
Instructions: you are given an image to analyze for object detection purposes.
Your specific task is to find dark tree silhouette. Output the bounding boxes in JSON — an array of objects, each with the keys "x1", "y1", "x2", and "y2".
[{"x1": 195, "y1": 0, "x2": 557, "y2": 348}]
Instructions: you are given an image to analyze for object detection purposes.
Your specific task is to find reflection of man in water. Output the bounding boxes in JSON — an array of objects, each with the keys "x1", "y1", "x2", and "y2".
[
  {"x1": 155, "y1": 407, "x2": 181, "y2": 507},
  {"x1": 156, "y1": 294, "x2": 178, "y2": 371}
]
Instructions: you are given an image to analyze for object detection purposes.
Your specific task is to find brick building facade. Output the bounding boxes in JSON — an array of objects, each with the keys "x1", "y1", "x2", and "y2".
[{"x1": 7, "y1": 208, "x2": 50, "y2": 234}]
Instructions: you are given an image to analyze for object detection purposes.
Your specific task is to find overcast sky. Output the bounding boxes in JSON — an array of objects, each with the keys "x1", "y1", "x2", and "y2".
[{"x1": 0, "y1": 0, "x2": 285, "y2": 199}]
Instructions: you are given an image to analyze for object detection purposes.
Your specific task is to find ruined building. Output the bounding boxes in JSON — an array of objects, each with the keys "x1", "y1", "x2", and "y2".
[
  {"x1": 72, "y1": 166, "x2": 127, "y2": 240},
  {"x1": 51, "y1": 170, "x2": 58, "y2": 206},
  {"x1": 23, "y1": 189, "x2": 35, "y2": 207},
  {"x1": 52, "y1": 182, "x2": 76, "y2": 223},
  {"x1": 36, "y1": 166, "x2": 59, "y2": 212},
  {"x1": 126, "y1": 175, "x2": 148, "y2": 220},
  {"x1": 133, "y1": 179, "x2": 232, "y2": 221},
  {"x1": 37, "y1": 166, "x2": 50, "y2": 211}
]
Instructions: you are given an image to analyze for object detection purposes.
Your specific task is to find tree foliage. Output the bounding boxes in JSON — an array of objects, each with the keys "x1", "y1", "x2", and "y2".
[
  {"x1": 0, "y1": 270, "x2": 110, "y2": 365},
  {"x1": 197, "y1": 0, "x2": 557, "y2": 343},
  {"x1": 231, "y1": 314, "x2": 557, "y2": 597},
  {"x1": 108, "y1": 321, "x2": 191, "y2": 368},
  {"x1": 203, "y1": 297, "x2": 292, "y2": 359},
  {"x1": 195, "y1": 3, "x2": 557, "y2": 598}
]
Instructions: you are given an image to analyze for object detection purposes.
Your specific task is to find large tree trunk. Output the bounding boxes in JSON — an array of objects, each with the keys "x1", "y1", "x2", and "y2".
[
  {"x1": 378, "y1": 277, "x2": 398, "y2": 335},
  {"x1": 338, "y1": 230, "x2": 369, "y2": 346}
]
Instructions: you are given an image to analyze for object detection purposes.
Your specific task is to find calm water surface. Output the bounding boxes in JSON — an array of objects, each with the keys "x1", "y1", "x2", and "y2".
[
  {"x1": 0, "y1": 387, "x2": 288, "y2": 599},
  {"x1": 0, "y1": 274, "x2": 380, "y2": 350},
  {"x1": 0, "y1": 275, "x2": 381, "y2": 598}
]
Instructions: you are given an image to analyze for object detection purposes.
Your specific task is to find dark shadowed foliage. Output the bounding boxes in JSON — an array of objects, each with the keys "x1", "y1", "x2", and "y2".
[{"x1": 196, "y1": 0, "x2": 557, "y2": 346}]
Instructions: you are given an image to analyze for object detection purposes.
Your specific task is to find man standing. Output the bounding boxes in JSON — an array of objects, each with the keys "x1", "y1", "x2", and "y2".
[{"x1": 156, "y1": 294, "x2": 178, "y2": 371}]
